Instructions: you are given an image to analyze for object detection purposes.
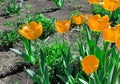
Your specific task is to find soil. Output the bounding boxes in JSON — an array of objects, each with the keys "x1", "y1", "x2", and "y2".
[{"x1": 0, "y1": 0, "x2": 90, "y2": 84}]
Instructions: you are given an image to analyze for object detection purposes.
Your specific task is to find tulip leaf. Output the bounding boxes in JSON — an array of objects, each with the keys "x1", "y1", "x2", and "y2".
[
  {"x1": 10, "y1": 48, "x2": 36, "y2": 64},
  {"x1": 89, "y1": 76, "x2": 96, "y2": 84},
  {"x1": 57, "y1": 75, "x2": 68, "y2": 83},
  {"x1": 10, "y1": 48, "x2": 22, "y2": 56},
  {"x1": 25, "y1": 69, "x2": 36, "y2": 78},
  {"x1": 94, "y1": 46, "x2": 104, "y2": 65},
  {"x1": 53, "y1": 0, "x2": 64, "y2": 8},
  {"x1": 25, "y1": 68, "x2": 39, "y2": 82},
  {"x1": 78, "y1": 42, "x2": 86, "y2": 57},
  {"x1": 78, "y1": 78, "x2": 88, "y2": 84},
  {"x1": 44, "y1": 66, "x2": 49, "y2": 83}
]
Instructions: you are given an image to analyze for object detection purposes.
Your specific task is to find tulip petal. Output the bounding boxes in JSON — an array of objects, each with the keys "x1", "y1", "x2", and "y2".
[
  {"x1": 88, "y1": 0, "x2": 100, "y2": 3},
  {"x1": 18, "y1": 29, "x2": 33, "y2": 40},
  {"x1": 29, "y1": 21, "x2": 38, "y2": 31}
]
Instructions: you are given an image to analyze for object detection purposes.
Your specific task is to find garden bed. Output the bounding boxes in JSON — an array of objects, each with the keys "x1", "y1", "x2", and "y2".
[{"x1": 0, "y1": 0, "x2": 90, "y2": 84}]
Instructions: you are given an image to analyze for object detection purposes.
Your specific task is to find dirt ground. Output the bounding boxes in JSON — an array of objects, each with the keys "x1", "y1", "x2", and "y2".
[{"x1": 0, "y1": 0, "x2": 90, "y2": 84}]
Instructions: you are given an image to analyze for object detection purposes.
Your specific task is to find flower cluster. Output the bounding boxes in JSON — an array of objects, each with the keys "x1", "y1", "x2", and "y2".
[
  {"x1": 88, "y1": 0, "x2": 120, "y2": 11},
  {"x1": 88, "y1": 14, "x2": 120, "y2": 50},
  {"x1": 55, "y1": 14, "x2": 86, "y2": 33}
]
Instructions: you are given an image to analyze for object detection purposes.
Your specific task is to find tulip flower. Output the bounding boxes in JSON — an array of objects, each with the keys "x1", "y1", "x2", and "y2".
[
  {"x1": 72, "y1": 14, "x2": 86, "y2": 25},
  {"x1": 88, "y1": 0, "x2": 100, "y2": 3},
  {"x1": 116, "y1": 36, "x2": 120, "y2": 50},
  {"x1": 18, "y1": 21, "x2": 43, "y2": 40},
  {"x1": 114, "y1": 24, "x2": 120, "y2": 50},
  {"x1": 102, "y1": 26, "x2": 116, "y2": 43},
  {"x1": 102, "y1": 24, "x2": 120, "y2": 43},
  {"x1": 81, "y1": 55, "x2": 99, "y2": 74},
  {"x1": 55, "y1": 20, "x2": 71, "y2": 33},
  {"x1": 88, "y1": 14, "x2": 110, "y2": 32},
  {"x1": 101, "y1": 0, "x2": 120, "y2": 11}
]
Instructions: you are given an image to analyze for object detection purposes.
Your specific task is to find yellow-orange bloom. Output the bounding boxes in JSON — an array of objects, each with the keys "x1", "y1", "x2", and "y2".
[
  {"x1": 114, "y1": 24, "x2": 120, "y2": 50},
  {"x1": 102, "y1": 24, "x2": 120, "y2": 43},
  {"x1": 55, "y1": 20, "x2": 71, "y2": 33},
  {"x1": 102, "y1": 0, "x2": 120, "y2": 11},
  {"x1": 88, "y1": 14, "x2": 110, "y2": 32},
  {"x1": 102, "y1": 26, "x2": 116, "y2": 43},
  {"x1": 18, "y1": 21, "x2": 43, "y2": 40},
  {"x1": 88, "y1": 0, "x2": 100, "y2": 3},
  {"x1": 116, "y1": 36, "x2": 120, "y2": 50},
  {"x1": 81, "y1": 55, "x2": 99, "y2": 74},
  {"x1": 72, "y1": 14, "x2": 86, "y2": 25}
]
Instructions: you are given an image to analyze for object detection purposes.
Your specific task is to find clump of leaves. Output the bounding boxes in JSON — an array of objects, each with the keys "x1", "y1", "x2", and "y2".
[
  {"x1": 0, "y1": 29, "x2": 20, "y2": 51},
  {"x1": 41, "y1": 41, "x2": 69, "y2": 83},
  {"x1": 4, "y1": 0, "x2": 23, "y2": 16}
]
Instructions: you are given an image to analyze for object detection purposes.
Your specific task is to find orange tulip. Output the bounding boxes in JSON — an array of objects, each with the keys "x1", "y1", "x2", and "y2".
[
  {"x1": 55, "y1": 20, "x2": 71, "y2": 33},
  {"x1": 114, "y1": 24, "x2": 120, "y2": 41},
  {"x1": 72, "y1": 14, "x2": 86, "y2": 25},
  {"x1": 101, "y1": 0, "x2": 120, "y2": 11},
  {"x1": 18, "y1": 21, "x2": 43, "y2": 40},
  {"x1": 102, "y1": 24, "x2": 120, "y2": 43},
  {"x1": 116, "y1": 36, "x2": 120, "y2": 50},
  {"x1": 88, "y1": 0, "x2": 100, "y2": 3},
  {"x1": 114, "y1": 24, "x2": 120, "y2": 50},
  {"x1": 81, "y1": 55, "x2": 99, "y2": 74},
  {"x1": 88, "y1": 14, "x2": 110, "y2": 32},
  {"x1": 102, "y1": 26, "x2": 116, "y2": 43}
]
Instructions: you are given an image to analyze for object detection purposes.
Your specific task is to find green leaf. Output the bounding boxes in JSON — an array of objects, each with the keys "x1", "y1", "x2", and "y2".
[
  {"x1": 57, "y1": 75, "x2": 68, "y2": 83},
  {"x1": 25, "y1": 69, "x2": 36, "y2": 78},
  {"x1": 94, "y1": 72, "x2": 101, "y2": 84},
  {"x1": 10, "y1": 48, "x2": 22, "y2": 56},
  {"x1": 25, "y1": 68, "x2": 39, "y2": 83},
  {"x1": 78, "y1": 42, "x2": 85, "y2": 57},
  {"x1": 89, "y1": 76, "x2": 96, "y2": 84},
  {"x1": 10, "y1": 48, "x2": 36, "y2": 64},
  {"x1": 44, "y1": 66, "x2": 49, "y2": 83},
  {"x1": 53, "y1": 0, "x2": 64, "y2": 8},
  {"x1": 78, "y1": 78, "x2": 88, "y2": 84},
  {"x1": 94, "y1": 46, "x2": 104, "y2": 65}
]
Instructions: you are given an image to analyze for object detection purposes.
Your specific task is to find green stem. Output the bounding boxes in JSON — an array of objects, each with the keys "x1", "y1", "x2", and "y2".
[
  {"x1": 34, "y1": 40, "x2": 40, "y2": 61},
  {"x1": 94, "y1": 31, "x2": 97, "y2": 54},
  {"x1": 63, "y1": 33, "x2": 65, "y2": 45},
  {"x1": 78, "y1": 25, "x2": 82, "y2": 41},
  {"x1": 94, "y1": 71, "x2": 101, "y2": 84},
  {"x1": 112, "y1": 67, "x2": 120, "y2": 84},
  {"x1": 103, "y1": 42, "x2": 109, "y2": 77}
]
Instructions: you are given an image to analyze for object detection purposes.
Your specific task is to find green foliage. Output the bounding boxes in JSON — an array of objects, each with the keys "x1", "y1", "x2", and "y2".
[
  {"x1": 0, "y1": 29, "x2": 20, "y2": 47},
  {"x1": 4, "y1": 0, "x2": 22, "y2": 16},
  {"x1": 92, "y1": 4, "x2": 109, "y2": 16},
  {"x1": 53, "y1": 0, "x2": 64, "y2": 8},
  {"x1": 41, "y1": 41, "x2": 69, "y2": 83}
]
